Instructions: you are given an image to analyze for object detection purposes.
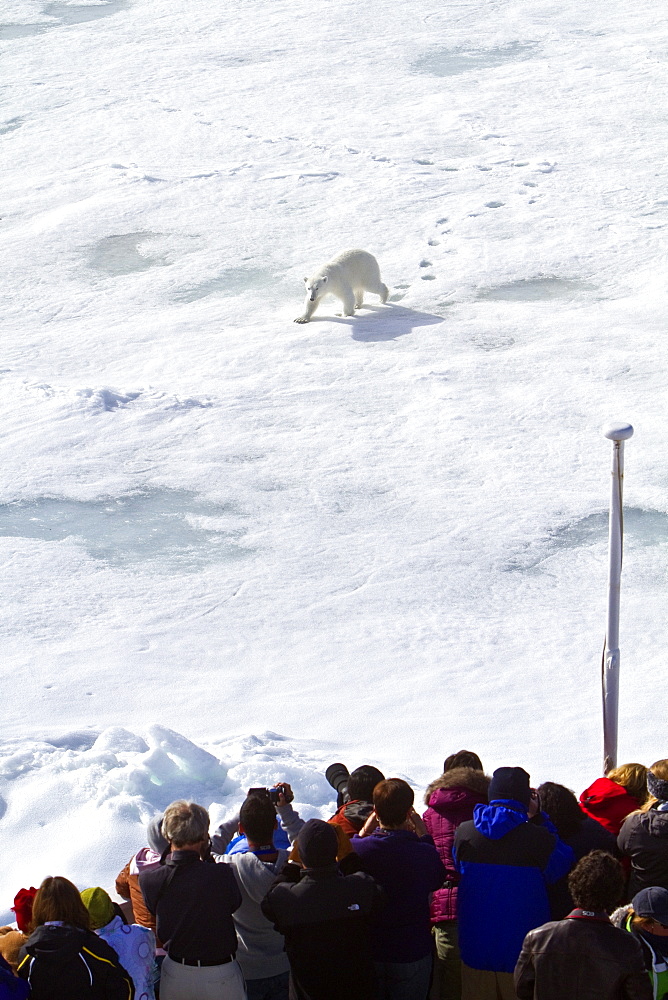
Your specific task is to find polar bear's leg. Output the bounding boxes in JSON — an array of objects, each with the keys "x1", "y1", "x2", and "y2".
[
  {"x1": 339, "y1": 284, "x2": 356, "y2": 317},
  {"x1": 354, "y1": 288, "x2": 364, "y2": 309},
  {"x1": 294, "y1": 296, "x2": 318, "y2": 324},
  {"x1": 366, "y1": 279, "x2": 389, "y2": 304}
]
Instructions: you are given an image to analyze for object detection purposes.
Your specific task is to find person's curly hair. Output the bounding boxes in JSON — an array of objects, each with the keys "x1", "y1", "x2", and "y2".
[
  {"x1": 538, "y1": 782, "x2": 584, "y2": 840},
  {"x1": 567, "y1": 850, "x2": 624, "y2": 913}
]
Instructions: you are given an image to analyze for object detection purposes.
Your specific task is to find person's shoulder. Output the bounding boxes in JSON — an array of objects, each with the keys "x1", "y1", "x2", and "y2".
[
  {"x1": 605, "y1": 921, "x2": 645, "y2": 950},
  {"x1": 344, "y1": 870, "x2": 378, "y2": 887},
  {"x1": 139, "y1": 861, "x2": 167, "y2": 884},
  {"x1": 524, "y1": 919, "x2": 562, "y2": 942},
  {"x1": 81, "y1": 929, "x2": 122, "y2": 963},
  {"x1": 125, "y1": 921, "x2": 154, "y2": 940},
  {"x1": 350, "y1": 832, "x2": 376, "y2": 852},
  {"x1": 211, "y1": 859, "x2": 239, "y2": 882}
]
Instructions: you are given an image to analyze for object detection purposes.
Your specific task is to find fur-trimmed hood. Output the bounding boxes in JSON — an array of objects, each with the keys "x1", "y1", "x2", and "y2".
[
  {"x1": 610, "y1": 904, "x2": 633, "y2": 929},
  {"x1": 424, "y1": 767, "x2": 490, "y2": 806}
]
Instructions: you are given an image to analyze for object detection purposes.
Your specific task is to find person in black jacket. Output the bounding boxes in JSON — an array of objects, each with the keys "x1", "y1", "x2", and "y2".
[
  {"x1": 618, "y1": 760, "x2": 668, "y2": 897},
  {"x1": 16, "y1": 876, "x2": 134, "y2": 1000},
  {"x1": 261, "y1": 818, "x2": 384, "y2": 1000},
  {"x1": 514, "y1": 850, "x2": 651, "y2": 1000},
  {"x1": 538, "y1": 782, "x2": 618, "y2": 919},
  {"x1": 140, "y1": 799, "x2": 244, "y2": 1000}
]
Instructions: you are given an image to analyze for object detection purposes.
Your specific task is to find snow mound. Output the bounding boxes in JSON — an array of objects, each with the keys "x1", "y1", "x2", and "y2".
[{"x1": 0, "y1": 725, "x2": 350, "y2": 916}]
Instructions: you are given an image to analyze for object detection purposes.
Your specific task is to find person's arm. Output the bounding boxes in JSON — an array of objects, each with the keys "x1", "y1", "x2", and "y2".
[
  {"x1": 260, "y1": 879, "x2": 290, "y2": 930},
  {"x1": 452, "y1": 826, "x2": 465, "y2": 873},
  {"x1": 211, "y1": 814, "x2": 241, "y2": 855},
  {"x1": 543, "y1": 833, "x2": 575, "y2": 884},
  {"x1": 621, "y1": 971, "x2": 653, "y2": 1000},
  {"x1": 275, "y1": 784, "x2": 304, "y2": 843},
  {"x1": 618, "y1": 814, "x2": 634, "y2": 856},
  {"x1": 139, "y1": 869, "x2": 160, "y2": 916},
  {"x1": 513, "y1": 940, "x2": 537, "y2": 1000}
]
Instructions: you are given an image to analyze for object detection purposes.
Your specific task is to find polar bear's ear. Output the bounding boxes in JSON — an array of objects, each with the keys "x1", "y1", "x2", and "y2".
[{"x1": 322, "y1": 275, "x2": 328, "y2": 283}]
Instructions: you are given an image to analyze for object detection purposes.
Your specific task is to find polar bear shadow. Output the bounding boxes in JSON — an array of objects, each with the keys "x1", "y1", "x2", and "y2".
[{"x1": 322, "y1": 303, "x2": 445, "y2": 342}]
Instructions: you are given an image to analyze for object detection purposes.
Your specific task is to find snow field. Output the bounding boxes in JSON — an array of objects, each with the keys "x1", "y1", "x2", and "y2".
[{"x1": 1, "y1": 0, "x2": 667, "y2": 899}]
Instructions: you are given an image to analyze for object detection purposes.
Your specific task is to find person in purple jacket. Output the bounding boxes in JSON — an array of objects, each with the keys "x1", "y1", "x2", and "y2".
[
  {"x1": 353, "y1": 778, "x2": 446, "y2": 1000},
  {"x1": 422, "y1": 754, "x2": 489, "y2": 1000}
]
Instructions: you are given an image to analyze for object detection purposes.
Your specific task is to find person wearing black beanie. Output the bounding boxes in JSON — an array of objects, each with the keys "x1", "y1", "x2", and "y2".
[
  {"x1": 262, "y1": 819, "x2": 384, "y2": 1000},
  {"x1": 453, "y1": 767, "x2": 574, "y2": 1000}
]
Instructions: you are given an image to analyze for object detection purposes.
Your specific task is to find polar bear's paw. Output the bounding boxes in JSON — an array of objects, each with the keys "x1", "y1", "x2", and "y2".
[{"x1": 294, "y1": 315, "x2": 310, "y2": 324}]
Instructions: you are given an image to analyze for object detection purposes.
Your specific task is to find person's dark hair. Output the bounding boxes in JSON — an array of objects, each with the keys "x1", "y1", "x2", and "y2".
[
  {"x1": 567, "y1": 850, "x2": 624, "y2": 912},
  {"x1": 538, "y1": 782, "x2": 585, "y2": 840},
  {"x1": 347, "y1": 765, "x2": 385, "y2": 802},
  {"x1": 443, "y1": 750, "x2": 483, "y2": 773},
  {"x1": 239, "y1": 793, "x2": 276, "y2": 845},
  {"x1": 32, "y1": 876, "x2": 90, "y2": 931},
  {"x1": 374, "y1": 778, "x2": 414, "y2": 828}
]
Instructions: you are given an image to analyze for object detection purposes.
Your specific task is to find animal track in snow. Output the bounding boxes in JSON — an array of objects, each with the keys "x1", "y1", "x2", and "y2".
[{"x1": 0, "y1": 116, "x2": 24, "y2": 135}]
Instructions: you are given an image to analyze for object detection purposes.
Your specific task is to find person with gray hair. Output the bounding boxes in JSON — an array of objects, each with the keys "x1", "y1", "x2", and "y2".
[{"x1": 140, "y1": 800, "x2": 245, "y2": 1000}]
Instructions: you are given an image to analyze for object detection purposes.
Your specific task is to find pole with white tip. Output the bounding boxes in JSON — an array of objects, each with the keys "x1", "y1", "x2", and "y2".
[{"x1": 601, "y1": 421, "x2": 634, "y2": 774}]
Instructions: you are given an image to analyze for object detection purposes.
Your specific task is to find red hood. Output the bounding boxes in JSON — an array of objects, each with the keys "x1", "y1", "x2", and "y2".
[{"x1": 579, "y1": 777, "x2": 640, "y2": 835}]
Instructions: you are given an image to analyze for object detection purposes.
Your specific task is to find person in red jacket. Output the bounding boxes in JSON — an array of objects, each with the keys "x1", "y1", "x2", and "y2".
[
  {"x1": 579, "y1": 763, "x2": 647, "y2": 836},
  {"x1": 423, "y1": 757, "x2": 489, "y2": 1000}
]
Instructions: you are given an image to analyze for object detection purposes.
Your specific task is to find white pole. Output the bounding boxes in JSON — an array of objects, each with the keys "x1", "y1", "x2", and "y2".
[{"x1": 601, "y1": 421, "x2": 634, "y2": 774}]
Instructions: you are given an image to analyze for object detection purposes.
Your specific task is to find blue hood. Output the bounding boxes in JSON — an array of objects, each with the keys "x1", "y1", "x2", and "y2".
[{"x1": 474, "y1": 800, "x2": 528, "y2": 839}]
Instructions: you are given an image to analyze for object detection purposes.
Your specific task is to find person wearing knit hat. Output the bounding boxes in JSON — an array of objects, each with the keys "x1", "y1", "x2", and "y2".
[
  {"x1": 82, "y1": 886, "x2": 157, "y2": 1000},
  {"x1": 0, "y1": 888, "x2": 37, "y2": 974},
  {"x1": 81, "y1": 888, "x2": 116, "y2": 931},
  {"x1": 11, "y1": 889, "x2": 37, "y2": 935},
  {"x1": 619, "y1": 759, "x2": 668, "y2": 898},
  {"x1": 453, "y1": 766, "x2": 574, "y2": 1000},
  {"x1": 262, "y1": 818, "x2": 384, "y2": 1000}
]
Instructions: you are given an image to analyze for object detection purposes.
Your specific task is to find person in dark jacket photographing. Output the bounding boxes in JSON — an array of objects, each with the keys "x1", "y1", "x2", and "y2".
[
  {"x1": 261, "y1": 818, "x2": 384, "y2": 1000},
  {"x1": 140, "y1": 799, "x2": 245, "y2": 1000},
  {"x1": 514, "y1": 850, "x2": 652, "y2": 999}
]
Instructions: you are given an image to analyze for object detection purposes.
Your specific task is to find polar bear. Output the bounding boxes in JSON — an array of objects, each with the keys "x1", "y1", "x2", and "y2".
[{"x1": 294, "y1": 249, "x2": 389, "y2": 323}]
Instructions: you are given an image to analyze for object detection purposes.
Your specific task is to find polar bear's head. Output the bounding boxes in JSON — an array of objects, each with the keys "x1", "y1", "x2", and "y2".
[{"x1": 303, "y1": 274, "x2": 328, "y2": 302}]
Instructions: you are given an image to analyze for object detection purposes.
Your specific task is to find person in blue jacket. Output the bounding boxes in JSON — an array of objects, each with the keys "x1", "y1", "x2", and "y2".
[{"x1": 453, "y1": 766, "x2": 574, "y2": 1000}]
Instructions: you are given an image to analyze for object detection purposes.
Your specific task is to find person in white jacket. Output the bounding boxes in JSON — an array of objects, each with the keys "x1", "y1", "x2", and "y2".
[
  {"x1": 81, "y1": 887, "x2": 157, "y2": 1000},
  {"x1": 212, "y1": 785, "x2": 304, "y2": 1000}
]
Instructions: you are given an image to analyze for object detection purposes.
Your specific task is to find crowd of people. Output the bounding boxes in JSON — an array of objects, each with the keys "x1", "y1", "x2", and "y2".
[{"x1": 2, "y1": 753, "x2": 668, "y2": 1000}]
